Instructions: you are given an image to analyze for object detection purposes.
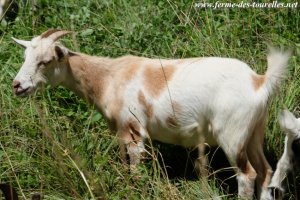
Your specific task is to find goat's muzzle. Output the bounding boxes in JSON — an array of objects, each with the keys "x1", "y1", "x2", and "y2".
[{"x1": 12, "y1": 80, "x2": 30, "y2": 97}]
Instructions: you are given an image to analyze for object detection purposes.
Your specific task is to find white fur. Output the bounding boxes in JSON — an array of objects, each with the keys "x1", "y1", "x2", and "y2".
[
  {"x1": 267, "y1": 110, "x2": 300, "y2": 199},
  {"x1": 12, "y1": 31, "x2": 290, "y2": 200}
]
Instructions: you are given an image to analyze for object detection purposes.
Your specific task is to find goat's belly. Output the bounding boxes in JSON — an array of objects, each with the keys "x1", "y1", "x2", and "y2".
[
  {"x1": 148, "y1": 123, "x2": 217, "y2": 147},
  {"x1": 149, "y1": 129, "x2": 200, "y2": 147}
]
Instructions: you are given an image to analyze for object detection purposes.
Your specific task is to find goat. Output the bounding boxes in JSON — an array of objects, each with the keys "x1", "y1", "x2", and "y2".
[
  {"x1": 12, "y1": 29, "x2": 290, "y2": 200},
  {"x1": 268, "y1": 109, "x2": 300, "y2": 199}
]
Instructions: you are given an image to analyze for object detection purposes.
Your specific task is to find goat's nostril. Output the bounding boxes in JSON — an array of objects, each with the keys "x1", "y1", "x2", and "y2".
[{"x1": 12, "y1": 80, "x2": 21, "y2": 88}]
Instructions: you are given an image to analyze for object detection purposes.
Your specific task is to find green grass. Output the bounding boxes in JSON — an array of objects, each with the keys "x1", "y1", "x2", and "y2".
[{"x1": 0, "y1": 0, "x2": 299, "y2": 199}]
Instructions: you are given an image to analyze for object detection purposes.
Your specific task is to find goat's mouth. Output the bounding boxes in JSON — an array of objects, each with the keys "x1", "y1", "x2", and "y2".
[{"x1": 15, "y1": 87, "x2": 33, "y2": 97}]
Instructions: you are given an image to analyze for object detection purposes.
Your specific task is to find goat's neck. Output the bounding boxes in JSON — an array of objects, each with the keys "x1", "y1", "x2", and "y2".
[{"x1": 61, "y1": 53, "x2": 113, "y2": 110}]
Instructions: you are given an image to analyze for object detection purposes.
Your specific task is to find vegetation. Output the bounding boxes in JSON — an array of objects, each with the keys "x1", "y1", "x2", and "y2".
[{"x1": 0, "y1": 0, "x2": 299, "y2": 199}]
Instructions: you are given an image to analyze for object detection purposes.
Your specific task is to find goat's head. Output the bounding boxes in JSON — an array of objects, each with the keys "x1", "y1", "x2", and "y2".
[
  {"x1": 12, "y1": 29, "x2": 71, "y2": 97},
  {"x1": 279, "y1": 109, "x2": 300, "y2": 164}
]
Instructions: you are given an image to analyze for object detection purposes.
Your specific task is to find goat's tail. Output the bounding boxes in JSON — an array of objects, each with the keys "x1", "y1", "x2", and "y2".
[{"x1": 262, "y1": 47, "x2": 291, "y2": 97}]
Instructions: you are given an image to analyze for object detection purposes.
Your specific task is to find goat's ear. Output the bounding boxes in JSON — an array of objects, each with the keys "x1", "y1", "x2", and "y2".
[
  {"x1": 279, "y1": 109, "x2": 299, "y2": 138},
  {"x1": 54, "y1": 45, "x2": 68, "y2": 61},
  {"x1": 12, "y1": 37, "x2": 31, "y2": 48}
]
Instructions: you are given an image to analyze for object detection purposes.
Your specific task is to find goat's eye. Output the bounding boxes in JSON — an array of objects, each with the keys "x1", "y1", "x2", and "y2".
[{"x1": 38, "y1": 60, "x2": 51, "y2": 67}]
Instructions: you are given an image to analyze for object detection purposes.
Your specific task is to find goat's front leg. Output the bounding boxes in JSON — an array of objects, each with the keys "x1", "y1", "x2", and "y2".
[
  {"x1": 127, "y1": 140, "x2": 145, "y2": 169},
  {"x1": 118, "y1": 123, "x2": 146, "y2": 171}
]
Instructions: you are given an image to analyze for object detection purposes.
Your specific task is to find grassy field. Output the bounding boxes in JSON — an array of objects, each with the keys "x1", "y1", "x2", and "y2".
[{"x1": 0, "y1": 0, "x2": 299, "y2": 199}]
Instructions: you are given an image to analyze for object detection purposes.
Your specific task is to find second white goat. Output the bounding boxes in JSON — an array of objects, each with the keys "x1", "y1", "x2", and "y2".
[{"x1": 268, "y1": 109, "x2": 300, "y2": 199}]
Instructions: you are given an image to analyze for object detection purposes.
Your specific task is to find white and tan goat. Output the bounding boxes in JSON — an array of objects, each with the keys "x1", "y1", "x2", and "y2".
[
  {"x1": 268, "y1": 109, "x2": 300, "y2": 199},
  {"x1": 12, "y1": 29, "x2": 290, "y2": 199}
]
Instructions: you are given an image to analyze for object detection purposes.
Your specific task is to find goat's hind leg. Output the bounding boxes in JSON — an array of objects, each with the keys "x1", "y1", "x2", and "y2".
[
  {"x1": 235, "y1": 148, "x2": 257, "y2": 199},
  {"x1": 215, "y1": 127, "x2": 257, "y2": 199},
  {"x1": 247, "y1": 117, "x2": 273, "y2": 200}
]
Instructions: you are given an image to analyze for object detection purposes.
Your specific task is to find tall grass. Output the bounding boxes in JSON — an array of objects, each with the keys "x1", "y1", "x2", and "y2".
[{"x1": 0, "y1": 0, "x2": 299, "y2": 199}]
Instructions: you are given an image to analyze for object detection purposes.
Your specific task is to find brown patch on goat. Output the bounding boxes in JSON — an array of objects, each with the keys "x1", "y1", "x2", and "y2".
[
  {"x1": 112, "y1": 55, "x2": 143, "y2": 80},
  {"x1": 143, "y1": 65, "x2": 176, "y2": 98},
  {"x1": 252, "y1": 74, "x2": 265, "y2": 91},
  {"x1": 122, "y1": 63, "x2": 140, "y2": 81},
  {"x1": 138, "y1": 90, "x2": 153, "y2": 118},
  {"x1": 67, "y1": 54, "x2": 109, "y2": 104}
]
